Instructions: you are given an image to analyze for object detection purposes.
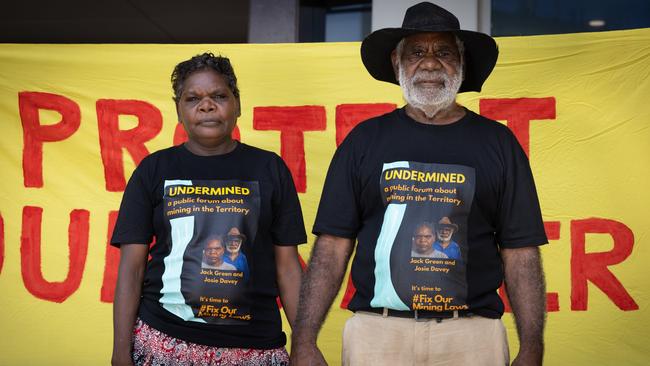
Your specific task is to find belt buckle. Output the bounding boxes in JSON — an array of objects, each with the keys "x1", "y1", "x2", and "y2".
[{"x1": 414, "y1": 310, "x2": 460, "y2": 322}]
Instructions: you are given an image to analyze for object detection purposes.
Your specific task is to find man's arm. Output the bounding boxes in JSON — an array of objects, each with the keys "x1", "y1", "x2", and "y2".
[
  {"x1": 112, "y1": 244, "x2": 148, "y2": 366},
  {"x1": 289, "y1": 234, "x2": 355, "y2": 366},
  {"x1": 275, "y1": 245, "x2": 303, "y2": 328},
  {"x1": 501, "y1": 246, "x2": 546, "y2": 366}
]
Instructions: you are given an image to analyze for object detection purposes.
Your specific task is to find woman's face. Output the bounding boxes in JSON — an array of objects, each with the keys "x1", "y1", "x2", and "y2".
[{"x1": 176, "y1": 69, "x2": 240, "y2": 152}]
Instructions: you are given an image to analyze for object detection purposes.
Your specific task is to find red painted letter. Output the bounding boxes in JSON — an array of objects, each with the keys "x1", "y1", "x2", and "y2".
[
  {"x1": 571, "y1": 218, "x2": 638, "y2": 311},
  {"x1": 20, "y1": 206, "x2": 89, "y2": 303},
  {"x1": 253, "y1": 106, "x2": 327, "y2": 192},
  {"x1": 339, "y1": 274, "x2": 356, "y2": 309},
  {"x1": 19, "y1": 92, "x2": 81, "y2": 187},
  {"x1": 335, "y1": 103, "x2": 396, "y2": 146},
  {"x1": 97, "y1": 99, "x2": 163, "y2": 192},
  {"x1": 479, "y1": 97, "x2": 555, "y2": 157}
]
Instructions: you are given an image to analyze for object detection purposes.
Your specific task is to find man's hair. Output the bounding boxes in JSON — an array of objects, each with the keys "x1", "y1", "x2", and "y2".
[
  {"x1": 171, "y1": 52, "x2": 240, "y2": 103},
  {"x1": 395, "y1": 35, "x2": 465, "y2": 65}
]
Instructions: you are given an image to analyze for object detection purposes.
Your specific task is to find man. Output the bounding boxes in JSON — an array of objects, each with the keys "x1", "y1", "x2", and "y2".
[
  {"x1": 224, "y1": 226, "x2": 250, "y2": 279},
  {"x1": 433, "y1": 216, "x2": 461, "y2": 260},
  {"x1": 411, "y1": 222, "x2": 447, "y2": 258},
  {"x1": 291, "y1": 2, "x2": 547, "y2": 366},
  {"x1": 201, "y1": 236, "x2": 237, "y2": 270}
]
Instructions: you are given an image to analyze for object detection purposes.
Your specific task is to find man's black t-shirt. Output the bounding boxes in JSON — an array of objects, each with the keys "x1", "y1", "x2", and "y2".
[
  {"x1": 112, "y1": 142, "x2": 306, "y2": 348},
  {"x1": 313, "y1": 107, "x2": 547, "y2": 318}
]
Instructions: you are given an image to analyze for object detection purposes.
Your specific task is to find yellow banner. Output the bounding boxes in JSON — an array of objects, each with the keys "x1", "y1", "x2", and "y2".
[{"x1": 1, "y1": 28, "x2": 649, "y2": 365}]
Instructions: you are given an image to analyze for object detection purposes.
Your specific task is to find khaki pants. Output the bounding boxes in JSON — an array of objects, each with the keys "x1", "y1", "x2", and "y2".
[{"x1": 342, "y1": 311, "x2": 509, "y2": 366}]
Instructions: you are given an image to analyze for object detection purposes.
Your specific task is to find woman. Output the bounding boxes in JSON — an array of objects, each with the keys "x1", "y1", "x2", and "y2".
[{"x1": 111, "y1": 53, "x2": 306, "y2": 366}]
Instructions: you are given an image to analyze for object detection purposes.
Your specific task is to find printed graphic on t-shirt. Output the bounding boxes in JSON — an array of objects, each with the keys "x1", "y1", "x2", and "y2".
[
  {"x1": 159, "y1": 179, "x2": 260, "y2": 325},
  {"x1": 371, "y1": 161, "x2": 475, "y2": 312}
]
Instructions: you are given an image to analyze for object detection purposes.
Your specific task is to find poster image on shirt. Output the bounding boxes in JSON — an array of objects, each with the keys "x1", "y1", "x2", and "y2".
[
  {"x1": 371, "y1": 161, "x2": 475, "y2": 312},
  {"x1": 160, "y1": 179, "x2": 260, "y2": 325}
]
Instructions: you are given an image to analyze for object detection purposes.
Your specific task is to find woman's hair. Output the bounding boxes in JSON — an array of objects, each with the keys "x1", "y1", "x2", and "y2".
[{"x1": 171, "y1": 52, "x2": 240, "y2": 103}]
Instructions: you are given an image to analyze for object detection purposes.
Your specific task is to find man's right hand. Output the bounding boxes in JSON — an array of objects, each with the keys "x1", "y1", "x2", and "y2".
[
  {"x1": 111, "y1": 352, "x2": 135, "y2": 366},
  {"x1": 290, "y1": 342, "x2": 328, "y2": 366},
  {"x1": 289, "y1": 234, "x2": 354, "y2": 366}
]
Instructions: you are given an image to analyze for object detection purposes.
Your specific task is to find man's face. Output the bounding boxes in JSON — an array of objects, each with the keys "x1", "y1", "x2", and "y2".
[
  {"x1": 204, "y1": 239, "x2": 225, "y2": 265},
  {"x1": 392, "y1": 32, "x2": 463, "y2": 115},
  {"x1": 413, "y1": 226, "x2": 435, "y2": 254},
  {"x1": 226, "y1": 236, "x2": 242, "y2": 254},
  {"x1": 437, "y1": 226, "x2": 455, "y2": 242}
]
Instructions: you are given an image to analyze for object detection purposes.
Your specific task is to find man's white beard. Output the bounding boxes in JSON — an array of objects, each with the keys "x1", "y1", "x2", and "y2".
[
  {"x1": 398, "y1": 63, "x2": 463, "y2": 119},
  {"x1": 437, "y1": 232, "x2": 452, "y2": 242}
]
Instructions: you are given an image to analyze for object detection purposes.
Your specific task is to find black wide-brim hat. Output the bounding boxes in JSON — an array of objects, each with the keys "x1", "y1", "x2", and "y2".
[{"x1": 361, "y1": 2, "x2": 498, "y2": 93}]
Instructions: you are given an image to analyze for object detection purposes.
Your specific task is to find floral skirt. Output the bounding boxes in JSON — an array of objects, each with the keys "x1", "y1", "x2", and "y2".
[{"x1": 133, "y1": 318, "x2": 289, "y2": 366}]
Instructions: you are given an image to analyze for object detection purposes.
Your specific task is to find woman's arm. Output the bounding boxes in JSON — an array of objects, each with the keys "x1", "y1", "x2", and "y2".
[
  {"x1": 112, "y1": 244, "x2": 149, "y2": 366},
  {"x1": 274, "y1": 245, "x2": 303, "y2": 328}
]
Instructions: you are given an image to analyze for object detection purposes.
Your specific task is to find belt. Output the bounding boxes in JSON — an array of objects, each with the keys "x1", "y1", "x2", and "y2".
[{"x1": 359, "y1": 308, "x2": 474, "y2": 322}]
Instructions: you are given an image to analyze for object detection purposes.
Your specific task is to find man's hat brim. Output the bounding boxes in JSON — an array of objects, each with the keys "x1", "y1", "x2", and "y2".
[
  {"x1": 437, "y1": 223, "x2": 459, "y2": 231},
  {"x1": 360, "y1": 28, "x2": 498, "y2": 93}
]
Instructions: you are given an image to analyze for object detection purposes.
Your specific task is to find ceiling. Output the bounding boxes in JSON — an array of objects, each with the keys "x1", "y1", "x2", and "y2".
[{"x1": 0, "y1": 0, "x2": 251, "y2": 43}]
